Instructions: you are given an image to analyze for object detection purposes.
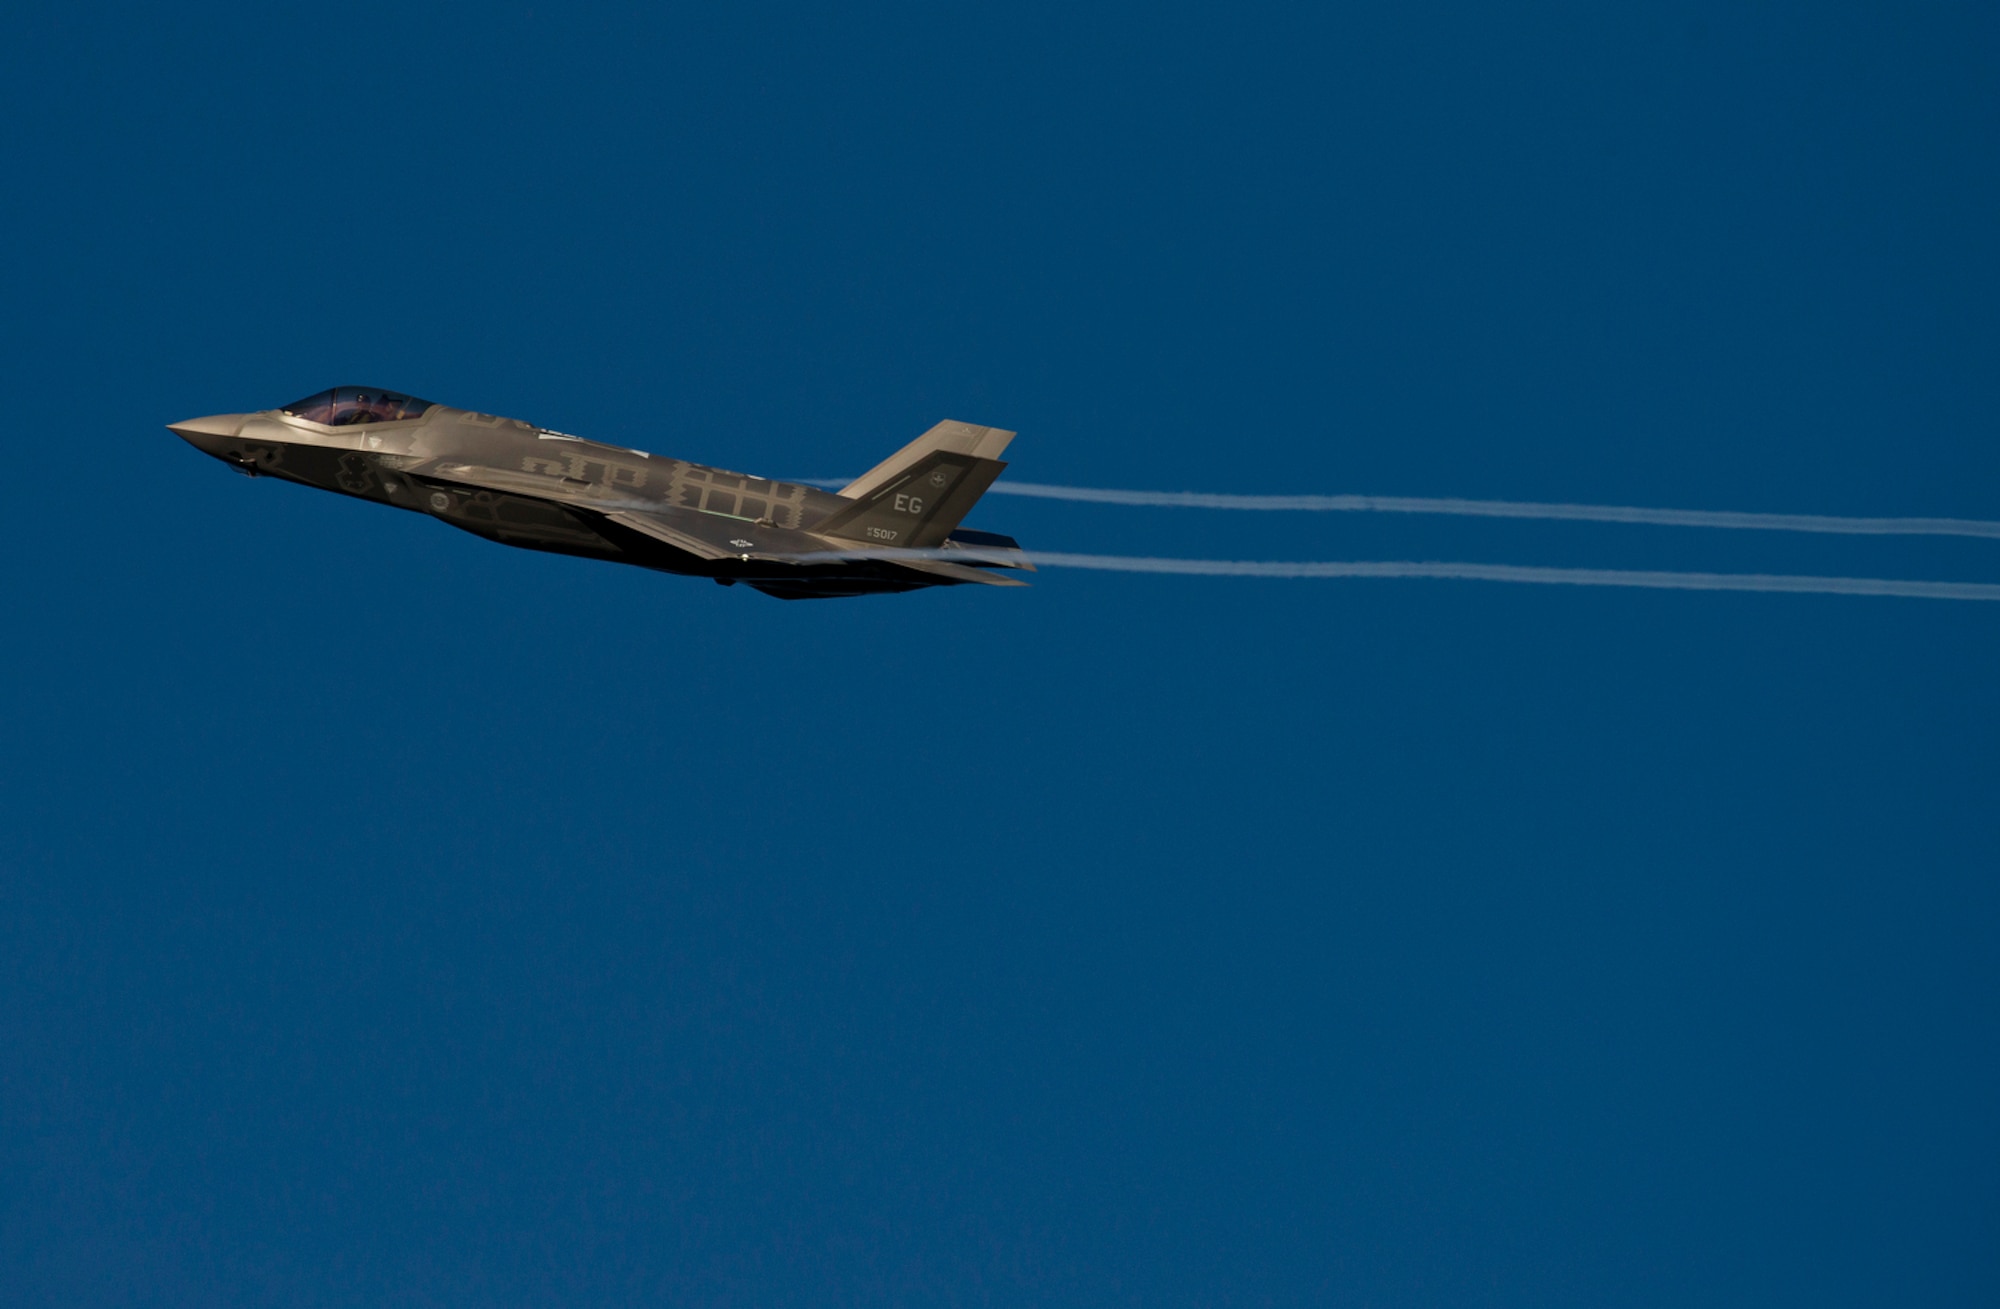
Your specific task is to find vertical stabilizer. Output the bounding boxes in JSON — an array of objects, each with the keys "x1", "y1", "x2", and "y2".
[{"x1": 817, "y1": 420, "x2": 1015, "y2": 549}]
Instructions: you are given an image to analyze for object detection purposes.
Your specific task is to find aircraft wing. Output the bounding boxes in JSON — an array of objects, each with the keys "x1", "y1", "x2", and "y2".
[
  {"x1": 406, "y1": 460, "x2": 748, "y2": 561},
  {"x1": 412, "y1": 459, "x2": 598, "y2": 503},
  {"x1": 601, "y1": 510, "x2": 739, "y2": 560},
  {"x1": 399, "y1": 457, "x2": 1030, "y2": 587},
  {"x1": 597, "y1": 504, "x2": 1031, "y2": 585}
]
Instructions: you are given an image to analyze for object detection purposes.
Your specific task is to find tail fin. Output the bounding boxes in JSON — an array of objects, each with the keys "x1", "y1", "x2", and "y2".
[{"x1": 817, "y1": 420, "x2": 1014, "y2": 549}]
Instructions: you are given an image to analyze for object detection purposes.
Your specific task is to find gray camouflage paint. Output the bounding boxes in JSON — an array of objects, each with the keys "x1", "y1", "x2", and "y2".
[{"x1": 169, "y1": 398, "x2": 1029, "y2": 599}]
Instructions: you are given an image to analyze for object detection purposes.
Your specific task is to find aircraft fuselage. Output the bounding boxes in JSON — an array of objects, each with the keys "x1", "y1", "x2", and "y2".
[{"x1": 171, "y1": 391, "x2": 1029, "y2": 600}]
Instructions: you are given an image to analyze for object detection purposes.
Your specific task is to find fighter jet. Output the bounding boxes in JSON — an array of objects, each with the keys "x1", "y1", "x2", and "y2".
[{"x1": 170, "y1": 387, "x2": 1031, "y2": 599}]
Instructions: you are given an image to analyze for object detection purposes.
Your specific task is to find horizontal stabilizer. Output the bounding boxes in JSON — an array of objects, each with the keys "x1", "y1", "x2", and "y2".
[
  {"x1": 944, "y1": 528, "x2": 1035, "y2": 571},
  {"x1": 896, "y1": 557, "x2": 1032, "y2": 587}
]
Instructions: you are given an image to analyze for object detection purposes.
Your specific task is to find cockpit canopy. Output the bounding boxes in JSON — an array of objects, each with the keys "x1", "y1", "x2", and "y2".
[{"x1": 280, "y1": 386, "x2": 435, "y2": 426}]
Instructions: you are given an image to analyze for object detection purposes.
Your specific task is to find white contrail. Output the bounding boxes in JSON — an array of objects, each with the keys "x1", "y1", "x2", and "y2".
[
  {"x1": 794, "y1": 476, "x2": 2000, "y2": 539},
  {"x1": 1028, "y1": 553, "x2": 2000, "y2": 600},
  {"x1": 980, "y1": 482, "x2": 2000, "y2": 540},
  {"x1": 768, "y1": 547, "x2": 2000, "y2": 602}
]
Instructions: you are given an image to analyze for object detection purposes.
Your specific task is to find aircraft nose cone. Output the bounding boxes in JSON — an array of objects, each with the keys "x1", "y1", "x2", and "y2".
[{"x1": 168, "y1": 413, "x2": 250, "y2": 453}]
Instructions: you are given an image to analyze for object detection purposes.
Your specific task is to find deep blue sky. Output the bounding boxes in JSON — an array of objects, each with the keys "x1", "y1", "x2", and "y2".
[{"x1": 3, "y1": 3, "x2": 1997, "y2": 1304}]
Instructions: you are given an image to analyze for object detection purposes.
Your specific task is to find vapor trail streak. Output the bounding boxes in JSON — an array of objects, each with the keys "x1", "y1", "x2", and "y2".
[
  {"x1": 980, "y1": 482, "x2": 2000, "y2": 540},
  {"x1": 1025, "y1": 554, "x2": 2000, "y2": 600},
  {"x1": 772, "y1": 547, "x2": 2000, "y2": 602}
]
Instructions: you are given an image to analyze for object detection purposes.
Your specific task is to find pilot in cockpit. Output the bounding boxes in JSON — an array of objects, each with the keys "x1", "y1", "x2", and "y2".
[{"x1": 280, "y1": 387, "x2": 435, "y2": 426}]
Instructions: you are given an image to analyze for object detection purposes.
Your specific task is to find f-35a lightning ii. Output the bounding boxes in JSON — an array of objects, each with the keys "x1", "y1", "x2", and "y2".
[{"x1": 171, "y1": 387, "x2": 1031, "y2": 599}]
